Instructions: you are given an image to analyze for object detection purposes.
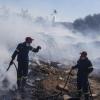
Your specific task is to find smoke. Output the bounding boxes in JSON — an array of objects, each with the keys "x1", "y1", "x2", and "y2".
[{"x1": 0, "y1": 6, "x2": 100, "y2": 89}]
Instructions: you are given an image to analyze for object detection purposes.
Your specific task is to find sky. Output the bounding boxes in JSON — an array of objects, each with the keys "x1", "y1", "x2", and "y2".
[{"x1": 0, "y1": 0, "x2": 100, "y2": 22}]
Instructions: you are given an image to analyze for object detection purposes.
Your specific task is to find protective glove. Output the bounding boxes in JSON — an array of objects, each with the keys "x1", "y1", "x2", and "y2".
[
  {"x1": 72, "y1": 66, "x2": 76, "y2": 70},
  {"x1": 88, "y1": 67, "x2": 93, "y2": 74},
  {"x1": 37, "y1": 46, "x2": 41, "y2": 50}
]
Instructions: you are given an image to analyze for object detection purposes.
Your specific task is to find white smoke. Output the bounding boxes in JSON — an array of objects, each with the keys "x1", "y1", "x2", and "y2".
[{"x1": 0, "y1": 6, "x2": 100, "y2": 89}]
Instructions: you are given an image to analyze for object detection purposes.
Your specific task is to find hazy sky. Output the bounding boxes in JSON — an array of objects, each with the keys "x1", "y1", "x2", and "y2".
[{"x1": 0, "y1": 0, "x2": 100, "y2": 22}]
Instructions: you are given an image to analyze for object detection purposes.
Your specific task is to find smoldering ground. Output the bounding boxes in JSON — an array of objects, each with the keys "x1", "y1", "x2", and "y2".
[{"x1": 0, "y1": 6, "x2": 100, "y2": 89}]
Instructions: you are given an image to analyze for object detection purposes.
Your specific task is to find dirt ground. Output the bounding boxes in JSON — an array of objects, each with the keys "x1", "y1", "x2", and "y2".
[
  {"x1": 0, "y1": 61, "x2": 100, "y2": 100},
  {"x1": 29, "y1": 62, "x2": 100, "y2": 100}
]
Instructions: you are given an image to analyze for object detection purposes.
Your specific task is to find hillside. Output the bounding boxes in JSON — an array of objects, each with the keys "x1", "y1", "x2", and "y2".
[{"x1": 73, "y1": 13, "x2": 100, "y2": 34}]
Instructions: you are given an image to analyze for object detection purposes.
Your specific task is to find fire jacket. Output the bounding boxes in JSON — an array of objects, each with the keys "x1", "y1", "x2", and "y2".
[
  {"x1": 12, "y1": 42, "x2": 40, "y2": 62},
  {"x1": 74, "y1": 58, "x2": 93, "y2": 75}
]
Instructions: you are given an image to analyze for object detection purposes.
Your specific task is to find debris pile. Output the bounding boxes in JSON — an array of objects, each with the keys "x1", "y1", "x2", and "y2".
[
  {"x1": 27, "y1": 61, "x2": 100, "y2": 100},
  {"x1": 0, "y1": 61, "x2": 100, "y2": 100}
]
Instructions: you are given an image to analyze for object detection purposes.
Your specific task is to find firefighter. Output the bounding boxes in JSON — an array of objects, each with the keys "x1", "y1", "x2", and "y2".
[
  {"x1": 72, "y1": 51, "x2": 93, "y2": 100},
  {"x1": 9, "y1": 37, "x2": 41, "y2": 90}
]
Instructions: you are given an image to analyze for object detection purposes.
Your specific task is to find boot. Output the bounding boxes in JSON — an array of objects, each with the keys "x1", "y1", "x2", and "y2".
[
  {"x1": 17, "y1": 79, "x2": 21, "y2": 91},
  {"x1": 77, "y1": 90, "x2": 82, "y2": 98},
  {"x1": 21, "y1": 77, "x2": 26, "y2": 92},
  {"x1": 84, "y1": 94, "x2": 89, "y2": 100}
]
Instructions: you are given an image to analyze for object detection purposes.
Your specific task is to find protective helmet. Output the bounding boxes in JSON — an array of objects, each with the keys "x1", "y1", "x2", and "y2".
[
  {"x1": 25, "y1": 37, "x2": 34, "y2": 43},
  {"x1": 80, "y1": 51, "x2": 87, "y2": 56}
]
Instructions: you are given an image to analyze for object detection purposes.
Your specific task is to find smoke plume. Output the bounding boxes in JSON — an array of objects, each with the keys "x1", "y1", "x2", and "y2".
[{"x1": 0, "y1": 6, "x2": 100, "y2": 89}]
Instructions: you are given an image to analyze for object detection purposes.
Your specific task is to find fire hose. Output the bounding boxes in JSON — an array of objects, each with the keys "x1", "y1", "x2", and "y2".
[{"x1": 6, "y1": 62, "x2": 17, "y2": 72}]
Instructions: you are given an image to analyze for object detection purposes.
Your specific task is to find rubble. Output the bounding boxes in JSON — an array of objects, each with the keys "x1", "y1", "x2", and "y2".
[
  {"x1": 56, "y1": 84, "x2": 69, "y2": 92},
  {"x1": 0, "y1": 60, "x2": 100, "y2": 100},
  {"x1": 63, "y1": 95, "x2": 71, "y2": 100}
]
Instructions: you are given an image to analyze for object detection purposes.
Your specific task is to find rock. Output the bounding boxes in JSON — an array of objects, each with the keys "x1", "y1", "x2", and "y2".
[
  {"x1": 65, "y1": 70, "x2": 70, "y2": 74},
  {"x1": 91, "y1": 93, "x2": 97, "y2": 97},
  {"x1": 59, "y1": 76, "x2": 64, "y2": 81},
  {"x1": 35, "y1": 77, "x2": 41, "y2": 81},
  {"x1": 67, "y1": 98, "x2": 80, "y2": 100},
  {"x1": 26, "y1": 82, "x2": 34, "y2": 87},
  {"x1": 56, "y1": 84, "x2": 69, "y2": 92},
  {"x1": 63, "y1": 94, "x2": 71, "y2": 100}
]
